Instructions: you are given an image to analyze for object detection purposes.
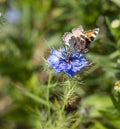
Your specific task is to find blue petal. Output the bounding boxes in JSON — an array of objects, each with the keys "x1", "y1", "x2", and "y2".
[
  {"x1": 51, "y1": 49, "x2": 65, "y2": 59},
  {"x1": 64, "y1": 69, "x2": 75, "y2": 77},
  {"x1": 48, "y1": 55, "x2": 59, "y2": 66}
]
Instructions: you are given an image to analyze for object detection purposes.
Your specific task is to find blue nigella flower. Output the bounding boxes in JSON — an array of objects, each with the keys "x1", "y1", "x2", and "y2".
[
  {"x1": 6, "y1": 9, "x2": 20, "y2": 23},
  {"x1": 47, "y1": 48, "x2": 88, "y2": 77}
]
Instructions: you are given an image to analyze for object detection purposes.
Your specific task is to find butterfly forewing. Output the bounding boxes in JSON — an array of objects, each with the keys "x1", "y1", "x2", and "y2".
[
  {"x1": 84, "y1": 28, "x2": 99, "y2": 41},
  {"x1": 72, "y1": 25, "x2": 84, "y2": 37},
  {"x1": 83, "y1": 28, "x2": 99, "y2": 49}
]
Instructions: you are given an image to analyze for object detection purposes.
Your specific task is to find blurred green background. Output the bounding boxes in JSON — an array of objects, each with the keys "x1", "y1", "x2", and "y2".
[{"x1": 0, "y1": 0, "x2": 120, "y2": 129}]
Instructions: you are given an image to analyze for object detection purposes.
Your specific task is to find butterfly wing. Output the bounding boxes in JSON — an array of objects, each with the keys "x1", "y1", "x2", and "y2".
[
  {"x1": 63, "y1": 32, "x2": 75, "y2": 46},
  {"x1": 72, "y1": 25, "x2": 84, "y2": 37},
  {"x1": 84, "y1": 28, "x2": 99, "y2": 48}
]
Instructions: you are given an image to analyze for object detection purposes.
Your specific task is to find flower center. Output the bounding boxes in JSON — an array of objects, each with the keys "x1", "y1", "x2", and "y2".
[{"x1": 65, "y1": 57, "x2": 72, "y2": 63}]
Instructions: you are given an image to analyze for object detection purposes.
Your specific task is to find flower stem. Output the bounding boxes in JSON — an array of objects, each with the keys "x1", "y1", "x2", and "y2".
[{"x1": 46, "y1": 72, "x2": 52, "y2": 118}]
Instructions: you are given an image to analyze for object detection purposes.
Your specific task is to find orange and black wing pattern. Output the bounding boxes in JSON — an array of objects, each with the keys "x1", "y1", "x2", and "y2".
[{"x1": 84, "y1": 28, "x2": 99, "y2": 48}]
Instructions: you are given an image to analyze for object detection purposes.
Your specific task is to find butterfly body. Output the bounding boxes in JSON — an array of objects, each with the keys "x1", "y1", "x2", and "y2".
[{"x1": 63, "y1": 25, "x2": 99, "y2": 52}]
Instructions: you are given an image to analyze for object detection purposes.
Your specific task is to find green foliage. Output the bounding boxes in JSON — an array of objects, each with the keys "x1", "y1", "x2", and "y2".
[{"x1": 0, "y1": 0, "x2": 120, "y2": 129}]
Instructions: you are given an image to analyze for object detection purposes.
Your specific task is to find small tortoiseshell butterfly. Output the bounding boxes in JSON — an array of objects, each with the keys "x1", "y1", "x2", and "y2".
[{"x1": 63, "y1": 25, "x2": 99, "y2": 52}]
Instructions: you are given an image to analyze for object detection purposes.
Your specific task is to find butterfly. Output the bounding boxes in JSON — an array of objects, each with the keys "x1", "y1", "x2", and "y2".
[{"x1": 63, "y1": 25, "x2": 99, "y2": 52}]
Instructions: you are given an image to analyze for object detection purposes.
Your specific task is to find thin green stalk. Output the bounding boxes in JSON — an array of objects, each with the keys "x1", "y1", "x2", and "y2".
[
  {"x1": 71, "y1": 117, "x2": 82, "y2": 129},
  {"x1": 61, "y1": 83, "x2": 75, "y2": 113},
  {"x1": 46, "y1": 72, "x2": 52, "y2": 118}
]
